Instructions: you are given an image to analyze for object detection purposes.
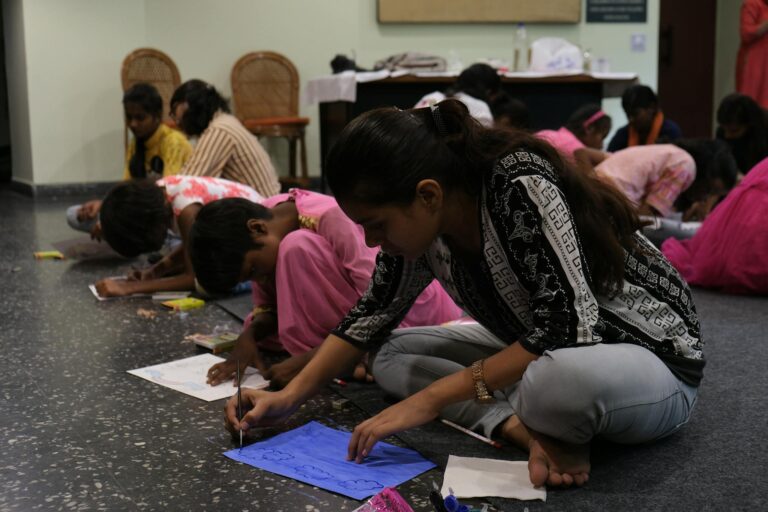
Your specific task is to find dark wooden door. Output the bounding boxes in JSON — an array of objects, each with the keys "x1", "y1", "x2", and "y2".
[{"x1": 657, "y1": 0, "x2": 718, "y2": 137}]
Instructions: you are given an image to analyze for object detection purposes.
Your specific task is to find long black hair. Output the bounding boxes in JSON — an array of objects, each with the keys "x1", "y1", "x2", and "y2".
[
  {"x1": 326, "y1": 99, "x2": 644, "y2": 295},
  {"x1": 716, "y1": 93, "x2": 768, "y2": 173},
  {"x1": 189, "y1": 198, "x2": 273, "y2": 294},
  {"x1": 170, "y1": 79, "x2": 230, "y2": 136}
]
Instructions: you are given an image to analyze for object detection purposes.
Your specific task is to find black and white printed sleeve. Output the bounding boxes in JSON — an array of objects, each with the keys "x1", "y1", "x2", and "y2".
[
  {"x1": 485, "y1": 151, "x2": 600, "y2": 354},
  {"x1": 331, "y1": 251, "x2": 435, "y2": 349}
]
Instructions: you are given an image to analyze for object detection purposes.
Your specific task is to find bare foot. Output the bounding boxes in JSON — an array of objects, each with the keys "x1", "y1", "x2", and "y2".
[
  {"x1": 527, "y1": 430, "x2": 590, "y2": 488},
  {"x1": 498, "y1": 414, "x2": 531, "y2": 450},
  {"x1": 352, "y1": 362, "x2": 374, "y2": 382}
]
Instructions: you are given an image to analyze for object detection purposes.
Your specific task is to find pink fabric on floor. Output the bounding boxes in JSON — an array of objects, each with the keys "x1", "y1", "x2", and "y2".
[
  {"x1": 661, "y1": 157, "x2": 768, "y2": 294},
  {"x1": 245, "y1": 189, "x2": 462, "y2": 354}
]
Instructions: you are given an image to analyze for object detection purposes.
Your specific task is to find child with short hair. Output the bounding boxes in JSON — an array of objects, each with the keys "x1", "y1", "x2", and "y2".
[
  {"x1": 607, "y1": 84, "x2": 682, "y2": 152},
  {"x1": 189, "y1": 190, "x2": 463, "y2": 388},
  {"x1": 67, "y1": 83, "x2": 192, "y2": 237},
  {"x1": 94, "y1": 175, "x2": 263, "y2": 297},
  {"x1": 595, "y1": 140, "x2": 738, "y2": 220},
  {"x1": 536, "y1": 104, "x2": 612, "y2": 168},
  {"x1": 595, "y1": 140, "x2": 738, "y2": 246},
  {"x1": 716, "y1": 92, "x2": 768, "y2": 174},
  {"x1": 415, "y1": 63, "x2": 501, "y2": 127},
  {"x1": 489, "y1": 92, "x2": 532, "y2": 132}
]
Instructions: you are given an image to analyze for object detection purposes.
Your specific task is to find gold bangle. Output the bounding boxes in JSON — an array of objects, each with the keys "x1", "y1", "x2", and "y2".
[{"x1": 471, "y1": 359, "x2": 495, "y2": 404}]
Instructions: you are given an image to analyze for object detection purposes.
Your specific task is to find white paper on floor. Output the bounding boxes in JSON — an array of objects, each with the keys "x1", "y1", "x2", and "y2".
[
  {"x1": 127, "y1": 353, "x2": 268, "y2": 401},
  {"x1": 441, "y1": 455, "x2": 546, "y2": 502}
]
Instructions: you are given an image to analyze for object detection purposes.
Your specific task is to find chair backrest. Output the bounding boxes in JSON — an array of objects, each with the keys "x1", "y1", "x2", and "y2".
[
  {"x1": 121, "y1": 48, "x2": 181, "y2": 123},
  {"x1": 231, "y1": 51, "x2": 299, "y2": 121}
]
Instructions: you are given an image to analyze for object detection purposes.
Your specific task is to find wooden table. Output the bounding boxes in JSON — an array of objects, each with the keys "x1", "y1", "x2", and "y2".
[{"x1": 317, "y1": 73, "x2": 637, "y2": 190}]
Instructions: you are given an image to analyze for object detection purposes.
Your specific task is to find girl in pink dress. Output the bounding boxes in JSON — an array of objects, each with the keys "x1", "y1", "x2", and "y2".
[
  {"x1": 536, "y1": 104, "x2": 612, "y2": 170},
  {"x1": 190, "y1": 189, "x2": 463, "y2": 387},
  {"x1": 662, "y1": 157, "x2": 768, "y2": 294}
]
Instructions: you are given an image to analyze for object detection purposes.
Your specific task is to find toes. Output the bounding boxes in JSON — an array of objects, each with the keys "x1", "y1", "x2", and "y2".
[
  {"x1": 547, "y1": 470, "x2": 563, "y2": 487},
  {"x1": 528, "y1": 454, "x2": 550, "y2": 487},
  {"x1": 574, "y1": 472, "x2": 589, "y2": 487}
]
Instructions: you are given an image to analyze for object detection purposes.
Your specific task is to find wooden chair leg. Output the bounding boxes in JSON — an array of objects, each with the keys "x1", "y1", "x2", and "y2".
[
  {"x1": 299, "y1": 130, "x2": 308, "y2": 181},
  {"x1": 288, "y1": 137, "x2": 297, "y2": 178}
]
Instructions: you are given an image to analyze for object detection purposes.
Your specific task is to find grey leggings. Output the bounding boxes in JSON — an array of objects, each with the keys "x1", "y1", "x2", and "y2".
[{"x1": 371, "y1": 324, "x2": 698, "y2": 444}]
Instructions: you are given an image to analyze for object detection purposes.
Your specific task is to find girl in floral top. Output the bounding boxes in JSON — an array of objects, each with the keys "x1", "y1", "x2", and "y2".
[
  {"x1": 225, "y1": 100, "x2": 703, "y2": 488},
  {"x1": 95, "y1": 175, "x2": 263, "y2": 297}
]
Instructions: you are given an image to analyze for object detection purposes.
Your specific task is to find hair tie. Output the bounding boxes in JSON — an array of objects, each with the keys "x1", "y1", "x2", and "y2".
[
  {"x1": 430, "y1": 104, "x2": 447, "y2": 136},
  {"x1": 583, "y1": 110, "x2": 606, "y2": 129}
]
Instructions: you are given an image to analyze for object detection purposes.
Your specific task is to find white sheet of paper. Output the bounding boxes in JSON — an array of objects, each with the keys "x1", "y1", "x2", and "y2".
[
  {"x1": 89, "y1": 277, "x2": 189, "y2": 301},
  {"x1": 441, "y1": 455, "x2": 546, "y2": 502},
  {"x1": 127, "y1": 353, "x2": 269, "y2": 401}
]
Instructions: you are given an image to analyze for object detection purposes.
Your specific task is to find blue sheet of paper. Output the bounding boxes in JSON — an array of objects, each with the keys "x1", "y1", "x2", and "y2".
[{"x1": 223, "y1": 421, "x2": 436, "y2": 500}]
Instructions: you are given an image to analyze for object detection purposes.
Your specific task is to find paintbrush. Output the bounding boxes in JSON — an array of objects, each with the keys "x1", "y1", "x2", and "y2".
[{"x1": 236, "y1": 359, "x2": 243, "y2": 449}]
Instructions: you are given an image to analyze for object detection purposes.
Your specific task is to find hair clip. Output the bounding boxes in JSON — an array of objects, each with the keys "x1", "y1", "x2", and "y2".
[{"x1": 583, "y1": 110, "x2": 606, "y2": 129}]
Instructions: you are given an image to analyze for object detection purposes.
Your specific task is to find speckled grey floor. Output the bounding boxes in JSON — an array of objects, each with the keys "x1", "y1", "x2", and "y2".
[{"x1": 1, "y1": 188, "x2": 767, "y2": 511}]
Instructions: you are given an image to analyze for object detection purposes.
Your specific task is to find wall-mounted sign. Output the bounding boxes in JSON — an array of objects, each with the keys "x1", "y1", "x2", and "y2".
[{"x1": 586, "y1": 0, "x2": 647, "y2": 23}]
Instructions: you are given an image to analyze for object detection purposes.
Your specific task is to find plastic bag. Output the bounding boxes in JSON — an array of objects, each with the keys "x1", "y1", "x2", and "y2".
[{"x1": 529, "y1": 37, "x2": 584, "y2": 72}]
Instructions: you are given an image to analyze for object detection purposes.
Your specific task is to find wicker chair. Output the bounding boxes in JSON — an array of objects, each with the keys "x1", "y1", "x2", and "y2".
[
  {"x1": 231, "y1": 51, "x2": 310, "y2": 187},
  {"x1": 120, "y1": 48, "x2": 181, "y2": 150}
]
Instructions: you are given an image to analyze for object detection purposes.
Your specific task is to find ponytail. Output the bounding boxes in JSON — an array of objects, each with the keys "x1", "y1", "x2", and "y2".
[{"x1": 326, "y1": 99, "x2": 645, "y2": 295}]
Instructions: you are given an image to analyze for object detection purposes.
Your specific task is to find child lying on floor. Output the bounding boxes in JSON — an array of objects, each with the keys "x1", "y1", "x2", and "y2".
[{"x1": 95, "y1": 175, "x2": 263, "y2": 297}]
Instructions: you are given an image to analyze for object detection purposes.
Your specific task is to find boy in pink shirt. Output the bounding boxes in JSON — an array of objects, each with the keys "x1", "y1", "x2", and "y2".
[{"x1": 190, "y1": 190, "x2": 462, "y2": 387}]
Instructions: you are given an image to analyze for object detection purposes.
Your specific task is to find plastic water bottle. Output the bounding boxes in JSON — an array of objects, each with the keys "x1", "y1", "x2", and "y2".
[{"x1": 514, "y1": 22, "x2": 529, "y2": 72}]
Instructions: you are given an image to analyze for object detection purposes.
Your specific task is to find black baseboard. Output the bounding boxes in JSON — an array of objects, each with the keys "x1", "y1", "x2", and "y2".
[{"x1": 4, "y1": 179, "x2": 119, "y2": 198}]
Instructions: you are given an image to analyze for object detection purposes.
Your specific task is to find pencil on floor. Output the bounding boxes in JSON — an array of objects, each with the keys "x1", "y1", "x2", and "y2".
[{"x1": 441, "y1": 418, "x2": 502, "y2": 449}]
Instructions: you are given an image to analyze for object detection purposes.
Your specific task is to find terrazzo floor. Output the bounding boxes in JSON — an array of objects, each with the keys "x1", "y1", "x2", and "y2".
[{"x1": 0, "y1": 190, "x2": 452, "y2": 511}]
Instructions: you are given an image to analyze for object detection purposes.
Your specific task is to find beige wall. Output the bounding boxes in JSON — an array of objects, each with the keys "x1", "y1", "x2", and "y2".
[
  {"x1": 3, "y1": 0, "x2": 33, "y2": 185},
  {"x1": 4, "y1": 0, "x2": 146, "y2": 186},
  {"x1": 714, "y1": 0, "x2": 742, "y2": 127},
  {"x1": 7, "y1": 0, "x2": 662, "y2": 186}
]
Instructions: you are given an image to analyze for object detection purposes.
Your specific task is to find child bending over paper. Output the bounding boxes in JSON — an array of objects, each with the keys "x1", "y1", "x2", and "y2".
[
  {"x1": 95, "y1": 176, "x2": 264, "y2": 297},
  {"x1": 189, "y1": 191, "x2": 462, "y2": 388}
]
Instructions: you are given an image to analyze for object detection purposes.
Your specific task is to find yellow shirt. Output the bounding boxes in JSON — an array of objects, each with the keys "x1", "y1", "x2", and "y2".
[{"x1": 122, "y1": 123, "x2": 193, "y2": 180}]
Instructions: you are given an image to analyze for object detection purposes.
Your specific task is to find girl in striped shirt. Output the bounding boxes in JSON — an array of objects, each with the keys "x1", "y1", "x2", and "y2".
[{"x1": 171, "y1": 80, "x2": 281, "y2": 198}]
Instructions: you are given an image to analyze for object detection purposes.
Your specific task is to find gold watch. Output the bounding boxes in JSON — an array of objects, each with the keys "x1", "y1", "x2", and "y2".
[{"x1": 471, "y1": 360, "x2": 495, "y2": 404}]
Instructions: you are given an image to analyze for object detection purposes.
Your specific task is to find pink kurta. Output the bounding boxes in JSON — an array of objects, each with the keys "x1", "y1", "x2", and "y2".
[
  {"x1": 535, "y1": 127, "x2": 585, "y2": 164},
  {"x1": 595, "y1": 145, "x2": 696, "y2": 217},
  {"x1": 661, "y1": 157, "x2": 768, "y2": 294},
  {"x1": 737, "y1": 0, "x2": 768, "y2": 108},
  {"x1": 246, "y1": 189, "x2": 463, "y2": 354}
]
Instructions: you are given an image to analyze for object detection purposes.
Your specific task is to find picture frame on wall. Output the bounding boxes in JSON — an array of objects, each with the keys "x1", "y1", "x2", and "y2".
[{"x1": 377, "y1": 0, "x2": 582, "y2": 23}]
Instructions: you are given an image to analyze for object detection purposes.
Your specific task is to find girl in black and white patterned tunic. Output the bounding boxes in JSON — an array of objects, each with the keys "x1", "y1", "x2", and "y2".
[{"x1": 225, "y1": 99, "x2": 703, "y2": 488}]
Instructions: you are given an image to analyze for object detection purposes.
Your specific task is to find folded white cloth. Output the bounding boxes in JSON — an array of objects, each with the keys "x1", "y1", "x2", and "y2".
[{"x1": 304, "y1": 71, "x2": 357, "y2": 104}]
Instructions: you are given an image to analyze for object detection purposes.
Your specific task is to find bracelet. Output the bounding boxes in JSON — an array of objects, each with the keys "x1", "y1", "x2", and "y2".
[{"x1": 471, "y1": 360, "x2": 495, "y2": 404}]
